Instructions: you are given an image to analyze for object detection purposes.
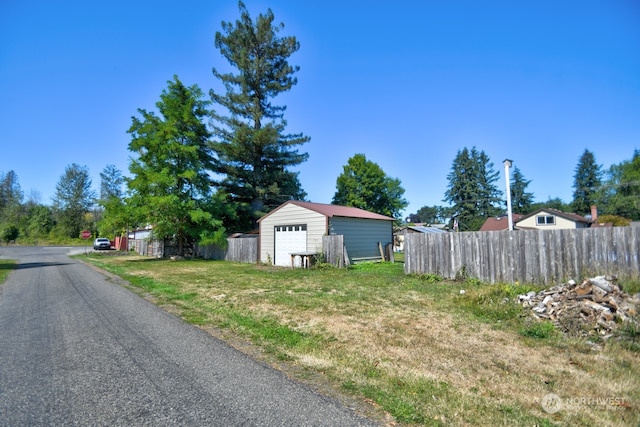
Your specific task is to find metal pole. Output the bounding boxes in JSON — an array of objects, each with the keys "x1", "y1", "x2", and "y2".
[{"x1": 503, "y1": 159, "x2": 513, "y2": 231}]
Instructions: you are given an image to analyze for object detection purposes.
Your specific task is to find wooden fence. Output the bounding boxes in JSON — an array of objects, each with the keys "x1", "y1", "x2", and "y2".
[
  {"x1": 131, "y1": 239, "x2": 164, "y2": 257},
  {"x1": 404, "y1": 227, "x2": 640, "y2": 285},
  {"x1": 195, "y1": 237, "x2": 258, "y2": 263},
  {"x1": 223, "y1": 237, "x2": 258, "y2": 263},
  {"x1": 131, "y1": 237, "x2": 258, "y2": 263}
]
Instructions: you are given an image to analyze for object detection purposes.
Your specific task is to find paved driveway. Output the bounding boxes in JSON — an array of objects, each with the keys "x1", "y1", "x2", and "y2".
[{"x1": 0, "y1": 246, "x2": 378, "y2": 426}]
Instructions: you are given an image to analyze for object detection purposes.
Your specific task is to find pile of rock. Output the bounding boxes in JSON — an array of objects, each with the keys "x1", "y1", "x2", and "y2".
[{"x1": 518, "y1": 276, "x2": 640, "y2": 338}]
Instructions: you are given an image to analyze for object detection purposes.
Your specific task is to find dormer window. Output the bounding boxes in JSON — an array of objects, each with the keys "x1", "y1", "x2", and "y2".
[{"x1": 536, "y1": 215, "x2": 555, "y2": 225}]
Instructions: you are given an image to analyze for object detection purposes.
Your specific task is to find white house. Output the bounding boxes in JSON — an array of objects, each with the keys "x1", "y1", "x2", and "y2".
[
  {"x1": 515, "y1": 208, "x2": 591, "y2": 230},
  {"x1": 258, "y1": 200, "x2": 395, "y2": 266}
]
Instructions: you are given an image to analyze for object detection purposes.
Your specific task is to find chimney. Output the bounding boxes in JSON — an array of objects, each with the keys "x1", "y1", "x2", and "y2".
[{"x1": 590, "y1": 205, "x2": 598, "y2": 222}]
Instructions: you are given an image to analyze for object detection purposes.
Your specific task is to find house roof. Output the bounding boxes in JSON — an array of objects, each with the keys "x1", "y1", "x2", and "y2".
[
  {"x1": 398, "y1": 225, "x2": 447, "y2": 234},
  {"x1": 479, "y1": 214, "x2": 525, "y2": 231},
  {"x1": 515, "y1": 208, "x2": 590, "y2": 225},
  {"x1": 258, "y1": 200, "x2": 395, "y2": 222}
]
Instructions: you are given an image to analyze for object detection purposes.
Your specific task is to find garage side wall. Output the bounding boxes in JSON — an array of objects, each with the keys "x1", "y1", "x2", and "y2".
[
  {"x1": 329, "y1": 217, "x2": 393, "y2": 260},
  {"x1": 259, "y1": 204, "x2": 327, "y2": 264}
]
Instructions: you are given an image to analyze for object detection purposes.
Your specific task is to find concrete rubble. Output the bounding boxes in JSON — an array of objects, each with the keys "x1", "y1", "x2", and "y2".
[{"x1": 518, "y1": 276, "x2": 640, "y2": 339}]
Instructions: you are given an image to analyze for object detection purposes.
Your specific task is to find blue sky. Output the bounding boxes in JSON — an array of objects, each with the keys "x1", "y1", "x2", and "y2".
[{"x1": 1, "y1": 1, "x2": 639, "y2": 218}]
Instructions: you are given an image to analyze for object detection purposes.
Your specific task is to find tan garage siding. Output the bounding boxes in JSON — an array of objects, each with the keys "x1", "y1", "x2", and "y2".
[
  {"x1": 259, "y1": 203, "x2": 326, "y2": 263},
  {"x1": 329, "y1": 217, "x2": 392, "y2": 259}
]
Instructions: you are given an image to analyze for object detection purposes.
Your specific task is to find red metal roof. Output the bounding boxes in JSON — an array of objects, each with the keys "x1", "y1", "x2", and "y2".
[
  {"x1": 479, "y1": 214, "x2": 525, "y2": 231},
  {"x1": 259, "y1": 200, "x2": 395, "y2": 222}
]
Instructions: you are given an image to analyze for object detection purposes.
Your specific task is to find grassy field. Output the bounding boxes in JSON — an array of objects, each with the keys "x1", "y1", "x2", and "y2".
[{"x1": 80, "y1": 253, "x2": 639, "y2": 426}]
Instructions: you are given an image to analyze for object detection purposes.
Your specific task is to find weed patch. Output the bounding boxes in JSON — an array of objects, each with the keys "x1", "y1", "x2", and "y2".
[{"x1": 520, "y1": 320, "x2": 558, "y2": 340}]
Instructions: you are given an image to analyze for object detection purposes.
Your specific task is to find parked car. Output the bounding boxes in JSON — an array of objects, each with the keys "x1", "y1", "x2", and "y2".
[{"x1": 93, "y1": 238, "x2": 111, "y2": 250}]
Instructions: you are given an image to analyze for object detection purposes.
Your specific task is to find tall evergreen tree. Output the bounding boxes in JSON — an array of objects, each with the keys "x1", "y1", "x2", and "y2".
[
  {"x1": 444, "y1": 147, "x2": 501, "y2": 231},
  {"x1": 127, "y1": 76, "x2": 225, "y2": 255},
  {"x1": 0, "y1": 170, "x2": 23, "y2": 215},
  {"x1": 332, "y1": 153, "x2": 407, "y2": 219},
  {"x1": 52, "y1": 163, "x2": 96, "y2": 238},
  {"x1": 510, "y1": 167, "x2": 534, "y2": 214},
  {"x1": 209, "y1": 1, "x2": 309, "y2": 231},
  {"x1": 572, "y1": 149, "x2": 602, "y2": 215}
]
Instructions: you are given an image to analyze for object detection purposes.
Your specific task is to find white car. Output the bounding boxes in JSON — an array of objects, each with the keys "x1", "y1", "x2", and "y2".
[{"x1": 93, "y1": 238, "x2": 111, "y2": 250}]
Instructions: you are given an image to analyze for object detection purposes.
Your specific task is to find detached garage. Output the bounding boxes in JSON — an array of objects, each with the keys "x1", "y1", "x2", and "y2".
[{"x1": 258, "y1": 200, "x2": 395, "y2": 267}]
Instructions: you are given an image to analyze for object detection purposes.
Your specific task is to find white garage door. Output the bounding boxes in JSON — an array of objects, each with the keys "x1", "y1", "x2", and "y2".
[{"x1": 274, "y1": 224, "x2": 307, "y2": 267}]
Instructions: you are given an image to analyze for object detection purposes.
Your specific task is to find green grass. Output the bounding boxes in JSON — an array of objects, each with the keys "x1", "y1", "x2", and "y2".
[
  {"x1": 0, "y1": 259, "x2": 17, "y2": 283},
  {"x1": 520, "y1": 320, "x2": 558, "y2": 340},
  {"x1": 77, "y1": 253, "x2": 640, "y2": 427}
]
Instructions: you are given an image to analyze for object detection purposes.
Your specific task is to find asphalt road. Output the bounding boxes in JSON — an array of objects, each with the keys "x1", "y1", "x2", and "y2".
[{"x1": 0, "y1": 246, "x2": 378, "y2": 426}]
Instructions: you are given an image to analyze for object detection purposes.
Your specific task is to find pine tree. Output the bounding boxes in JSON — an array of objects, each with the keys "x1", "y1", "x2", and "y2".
[
  {"x1": 127, "y1": 76, "x2": 225, "y2": 255},
  {"x1": 572, "y1": 149, "x2": 602, "y2": 215},
  {"x1": 209, "y1": 1, "x2": 309, "y2": 231},
  {"x1": 0, "y1": 170, "x2": 23, "y2": 215},
  {"x1": 510, "y1": 167, "x2": 534, "y2": 214},
  {"x1": 444, "y1": 147, "x2": 501, "y2": 231}
]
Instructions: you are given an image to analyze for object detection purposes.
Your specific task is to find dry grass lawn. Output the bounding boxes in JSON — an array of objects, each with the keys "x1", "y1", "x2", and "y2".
[{"x1": 83, "y1": 254, "x2": 640, "y2": 426}]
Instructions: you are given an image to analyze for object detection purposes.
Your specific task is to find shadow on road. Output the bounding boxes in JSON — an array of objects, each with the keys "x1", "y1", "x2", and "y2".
[
  {"x1": 0, "y1": 263, "x2": 16, "y2": 271},
  {"x1": 17, "y1": 262, "x2": 71, "y2": 269}
]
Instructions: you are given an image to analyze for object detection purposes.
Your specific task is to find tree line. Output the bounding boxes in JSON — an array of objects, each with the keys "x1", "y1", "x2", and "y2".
[
  {"x1": 1, "y1": 2, "x2": 639, "y2": 248},
  {"x1": 407, "y1": 147, "x2": 640, "y2": 230},
  {"x1": 0, "y1": 3, "x2": 406, "y2": 251}
]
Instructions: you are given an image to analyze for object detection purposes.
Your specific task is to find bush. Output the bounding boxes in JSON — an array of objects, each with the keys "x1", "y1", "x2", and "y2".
[{"x1": 1, "y1": 225, "x2": 19, "y2": 244}]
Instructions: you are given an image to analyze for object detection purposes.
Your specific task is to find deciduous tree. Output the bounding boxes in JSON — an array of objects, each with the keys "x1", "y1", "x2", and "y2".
[
  {"x1": 98, "y1": 165, "x2": 127, "y2": 238},
  {"x1": 601, "y1": 149, "x2": 640, "y2": 220},
  {"x1": 332, "y1": 153, "x2": 407, "y2": 219},
  {"x1": 52, "y1": 163, "x2": 96, "y2": 238},
  {"x1": 209, "y1": 1, "x2": 309, "y2": 231},
  {"x1": 408, "y1": 205, "x2": 450, "y2": 224},
  {"x1": 127, "y1": 76, "x2": 225, "y2": 255},
  {"x1": 100, "y1": 164, "x2": 124, "y2": 201}
]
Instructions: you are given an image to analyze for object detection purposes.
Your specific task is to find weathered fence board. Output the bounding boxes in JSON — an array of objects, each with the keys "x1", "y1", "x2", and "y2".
[
  {"x1": 323, "y1": 235, "x2": 345, "y2": 267},
  {"x1": 132, "y1": 239, "x2": 163, "y2": 257},
  {"x1": 132, "y1": 237, "x2": 258, "y2": 263},
  {"x1": 196, "y1": 238, "x2": 258, "y2": 263},
  {"x1": 405, "y1": 227, "x2": 640, "y2": 284},
  {"x1": 224, "y1": 238, "x2": 258, "y2": 263}
]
